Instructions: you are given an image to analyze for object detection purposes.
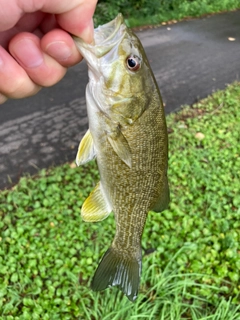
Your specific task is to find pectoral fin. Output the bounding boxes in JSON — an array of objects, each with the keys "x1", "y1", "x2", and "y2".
[
  {"x1": 76, "y1": 129, "x2": 96, "y2": 166},
  {"x1": 107, "y1": 128, "x2": 132, "y2": 168},
  {"x1": 151, "y1": 176, "x2": 170, "y2": 212},
  {"x1": 81, "y1": 182, "x2": 112, "y2": 222}
]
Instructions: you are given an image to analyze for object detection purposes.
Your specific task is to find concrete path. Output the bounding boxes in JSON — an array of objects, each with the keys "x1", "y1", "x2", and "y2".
[{"x1": 0, "y1": 10, "x2": 239, "y2": 189}]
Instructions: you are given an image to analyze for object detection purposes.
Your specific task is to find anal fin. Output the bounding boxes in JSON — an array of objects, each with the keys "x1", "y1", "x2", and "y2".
[{"x1": 81, "y1": 182, "x2": 112, "y2": 222}]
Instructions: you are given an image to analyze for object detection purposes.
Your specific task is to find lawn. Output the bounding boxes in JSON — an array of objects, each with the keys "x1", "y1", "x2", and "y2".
[{"x1": 0, "y1": 82, "x2": 240, "y2": 319}]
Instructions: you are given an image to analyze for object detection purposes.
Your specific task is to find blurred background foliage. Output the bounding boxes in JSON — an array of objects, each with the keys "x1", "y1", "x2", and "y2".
[{"x1": 94, "y1": 0, "x2": 240, "y2": 27}]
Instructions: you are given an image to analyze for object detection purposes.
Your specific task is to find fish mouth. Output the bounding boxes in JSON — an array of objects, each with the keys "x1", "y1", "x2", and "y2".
[
  {"x1": 73, "y1": 14, "x2": 126, "y2": 58},
  {"x1": 94, "y1": 13, "x2": 124, "y2": 48}
]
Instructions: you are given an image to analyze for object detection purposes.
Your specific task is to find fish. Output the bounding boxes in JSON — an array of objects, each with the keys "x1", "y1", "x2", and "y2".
[{"x1": 73, "y1": 14, "x2": 169, "y2": 302}]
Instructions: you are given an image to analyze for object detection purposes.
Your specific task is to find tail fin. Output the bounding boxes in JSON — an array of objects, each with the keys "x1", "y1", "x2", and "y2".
[{"x1": 91, "y1": 247, "x2": 142, "y2": 302}]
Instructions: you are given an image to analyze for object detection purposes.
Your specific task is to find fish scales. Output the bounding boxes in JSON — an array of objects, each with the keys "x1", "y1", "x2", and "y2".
[
  {"x1": 105, "y1": 95, "x2": 165, "y2": 243},
  {"x1": 74, "y1": 14, "x2": 169, "y2": 301}
]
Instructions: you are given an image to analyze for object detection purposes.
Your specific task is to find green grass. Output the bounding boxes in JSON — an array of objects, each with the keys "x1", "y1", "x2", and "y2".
[
  {"x1": 0, "y1": 82, "x2": 240, "y2": 318},
  {"x1": 94, "y1": 0, "x2": 240, "y2": 27}
]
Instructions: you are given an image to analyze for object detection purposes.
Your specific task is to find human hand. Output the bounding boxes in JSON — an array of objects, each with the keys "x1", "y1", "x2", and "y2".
[{"x1": 0, "y1": 0, "x2": 97, "y2": 104}]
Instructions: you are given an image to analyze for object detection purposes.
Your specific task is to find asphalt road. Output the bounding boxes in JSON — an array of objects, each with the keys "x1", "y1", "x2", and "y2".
[{"x1": 0, "y1": 10, "x2": 239, "y2": 189}]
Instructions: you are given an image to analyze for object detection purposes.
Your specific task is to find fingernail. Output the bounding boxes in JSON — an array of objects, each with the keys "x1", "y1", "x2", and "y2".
[
  {"x1": 45, "y1": 41, "x2": 72, "y2": 61},
  {"x1": 12, "y1": 38, "x2": 43, "y2": 68}
]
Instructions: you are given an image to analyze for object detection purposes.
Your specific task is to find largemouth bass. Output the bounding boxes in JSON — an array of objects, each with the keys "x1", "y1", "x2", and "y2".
[{"x1": 74, "y1": 14, "x2": 169, "y2": 302}]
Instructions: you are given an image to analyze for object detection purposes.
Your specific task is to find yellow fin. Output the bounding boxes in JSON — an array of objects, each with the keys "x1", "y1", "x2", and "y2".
[
  {"x1": 107, "y1": 128, "x2": 132, "y2": 168},
  {"x1": 81, "y1": 182, "x2": 112, "y2": 222},
  {"x1": 76, "y1": 129, "x2": 96, "y2": 166}
]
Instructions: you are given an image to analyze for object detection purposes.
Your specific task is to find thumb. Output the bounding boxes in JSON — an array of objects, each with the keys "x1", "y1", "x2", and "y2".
[{"x1": 56, "y1": 0, "x2": 97, "y2": 43}]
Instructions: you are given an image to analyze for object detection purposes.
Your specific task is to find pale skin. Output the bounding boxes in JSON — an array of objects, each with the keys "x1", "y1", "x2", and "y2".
[{"x1": 0, "y1": 0, "x2": 98, "y2": 104}]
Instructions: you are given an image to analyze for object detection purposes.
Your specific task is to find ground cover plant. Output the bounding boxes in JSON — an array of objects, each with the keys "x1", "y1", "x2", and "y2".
[
  {"x1": 94, "y1": 0, "x2": 240, "y2": 27},
  {"x1": 0, "y1": 82, "x2": 240, "y2": 318}
]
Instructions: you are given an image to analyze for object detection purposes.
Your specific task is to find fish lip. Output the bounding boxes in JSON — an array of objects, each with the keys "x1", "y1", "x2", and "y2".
[
  {"x1": 73, "y1": 13, "x2": 126, "y2": 58},
  {"x1": 94, "y1": 13, "x2": 124, "y2": 46}
]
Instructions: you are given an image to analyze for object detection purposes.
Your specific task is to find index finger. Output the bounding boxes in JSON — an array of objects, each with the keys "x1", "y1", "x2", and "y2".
[
  {"x1": 0, "y1": 0, "x2": 97, "y2": 42},
  {"x1": 56, "y1": 0, "x2": 97, "y2": 42}
]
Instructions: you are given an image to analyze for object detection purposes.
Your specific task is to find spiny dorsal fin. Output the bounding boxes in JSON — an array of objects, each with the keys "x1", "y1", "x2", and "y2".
[
  {"x1": 76, "y1": 129, "x2": 96, "y2": 166},
  {"x1": 81, "y1": 182, "x2": 112, "y2": 222},
  {"x1": 91, "y1": 246, "x2": 141, "y2": 302},
  {"x1": 107, "y1": 128, "x2": 132, "y2": 168}
]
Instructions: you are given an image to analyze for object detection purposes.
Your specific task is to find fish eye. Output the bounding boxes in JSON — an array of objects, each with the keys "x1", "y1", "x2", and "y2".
[{"x1": 126, "y1": 55, "x2": 141, "y2": 71}]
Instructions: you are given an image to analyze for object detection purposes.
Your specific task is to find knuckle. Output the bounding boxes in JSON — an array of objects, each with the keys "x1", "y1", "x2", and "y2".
[
  {"x1": 34, "y1": 67, "x2": 66, "y2": 87},
  {"x1": 5, "y1": 76, "x2": 26, "y2": 97},
  {"x1": 0, "y1": 93, "x2": 8, "y2": 104},
  {"x1": 2, "y1": 75, "x2": 40, "y2": 99}
]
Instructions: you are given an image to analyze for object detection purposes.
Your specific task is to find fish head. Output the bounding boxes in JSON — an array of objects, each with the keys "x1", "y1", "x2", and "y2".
[{"x1": 74, "y1": 14, "x2": 156, "y2": 123}]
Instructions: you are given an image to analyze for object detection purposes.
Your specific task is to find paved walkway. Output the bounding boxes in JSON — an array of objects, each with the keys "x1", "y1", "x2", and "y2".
[{"x1": 1, "y1": 10, "x2": 239, "y2": 189}]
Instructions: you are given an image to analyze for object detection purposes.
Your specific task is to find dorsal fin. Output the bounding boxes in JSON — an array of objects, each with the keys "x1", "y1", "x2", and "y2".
[{"x1": 151, "y1": 175, "x2": 170, "y2": 212}]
